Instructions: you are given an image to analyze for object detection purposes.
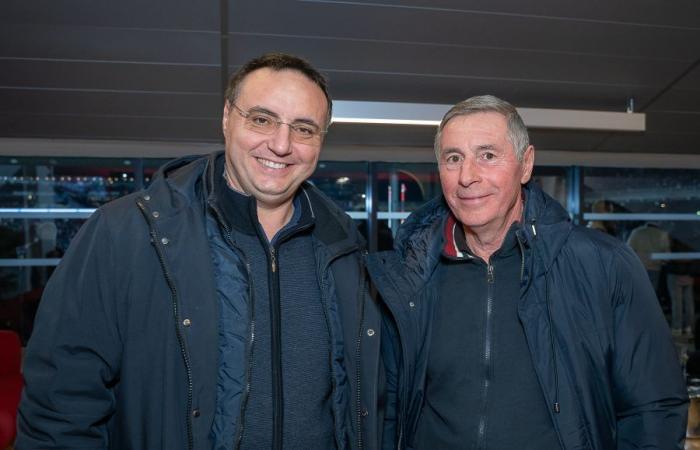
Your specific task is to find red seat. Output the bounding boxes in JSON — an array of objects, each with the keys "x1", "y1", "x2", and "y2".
[{"x1": 0, "y1": 330, "x2": 23, "y2": 449}]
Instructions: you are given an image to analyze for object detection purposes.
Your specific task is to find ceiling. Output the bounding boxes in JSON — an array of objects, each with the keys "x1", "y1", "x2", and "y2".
[{"x1": 1, "y1": 0, "x2": 699, "y2": 157}]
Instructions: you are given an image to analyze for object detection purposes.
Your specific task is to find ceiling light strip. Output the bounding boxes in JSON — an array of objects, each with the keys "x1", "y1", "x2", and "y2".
[{"x1": 332, "y1": 100, "x2": 645, "y2": 132}]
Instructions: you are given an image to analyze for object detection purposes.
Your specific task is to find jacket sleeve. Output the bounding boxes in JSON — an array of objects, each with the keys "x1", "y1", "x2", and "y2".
[
  {"x1": 16, "y1": 209, "x2": 123, "y2": 449},
  {"x1": 611, "y1": 245, "x2": 688, "y2": 449}
]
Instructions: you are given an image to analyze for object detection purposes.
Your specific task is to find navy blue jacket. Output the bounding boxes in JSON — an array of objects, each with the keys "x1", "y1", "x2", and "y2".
[
  {"x1": 17, "y1": 152, "x2": 386, "y2": 450},
  {"x1": 367, "y1": 182, "x2": 688, "y2": 450}
]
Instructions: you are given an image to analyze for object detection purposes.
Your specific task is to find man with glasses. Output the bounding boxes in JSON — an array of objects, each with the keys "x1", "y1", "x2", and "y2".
[
  {"x1": 18, "y1": 53, "x2": 385, "y2": 450},
  {"x1": 369, "y1": 95, "x2": 687, "y2": 449}
]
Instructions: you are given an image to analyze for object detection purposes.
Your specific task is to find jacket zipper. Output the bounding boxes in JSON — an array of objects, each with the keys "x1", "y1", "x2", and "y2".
[
  {"x1": 269, "y1": 245, "x2": 283, "y2": 450},
  {"x1": 476, "y1": 263, "x2": 495, "y2": 450},
  {"x1": 355, "y1": 252, "x2": 368, "y2": 450},
  {"x1": 231, "y1": 245, "x2": 255, "y2": 450},
  {"x1": 137, "y1": 200, "x2": 195, "y2": 450},
  {"x1": 207, "y1": 201, "x2": 257, "y2": 450},
  {"x1": 264, "y1": 222, "x2": 313, "y2": 450}
]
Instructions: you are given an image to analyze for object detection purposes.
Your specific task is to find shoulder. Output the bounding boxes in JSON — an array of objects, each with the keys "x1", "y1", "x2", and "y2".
[
  {"x1": 97, "y1": 153, "x2": 210, "y2": 226},
  {"x1": 302, "y1": 182, "x2": 366, "y2": 247},
  {"x1": 557, "y1": 225, "x2": 646, "y2": 287},
  {"x1": 394, "y1": 196, "x2": 447, "y2": 256},
  {"x1": 566, "y1": 225, "x2": 636, "y2": 261}
]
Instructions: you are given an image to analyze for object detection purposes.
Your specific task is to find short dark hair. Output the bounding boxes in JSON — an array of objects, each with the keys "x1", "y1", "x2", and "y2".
[{"x1": 224, "y1": 52, "x2": 332, "y2": 128}]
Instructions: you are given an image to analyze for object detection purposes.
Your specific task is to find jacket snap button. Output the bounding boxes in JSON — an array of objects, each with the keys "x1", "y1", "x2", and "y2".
[
  {"x1": 152, "y1": 211, "x2": 160, "y2": 218},
  {"x1": 409, "y1": 302, "x2": 415, "y2": 308},
  {"x1": 192, "y1": 409, "x2": 200, "y2": 418},
  {"x1": 366, "y1": 329, "x2": 375, "y2": 337},
  {"x1": 161, "y1": 237, "x2": 169, "y2": 245},
  {"x1": 183, "y1": 318, "x2": 191, "y2": 327},
  {"x1": 143, "y1": 195, "x2": 151, "y2": 201}
]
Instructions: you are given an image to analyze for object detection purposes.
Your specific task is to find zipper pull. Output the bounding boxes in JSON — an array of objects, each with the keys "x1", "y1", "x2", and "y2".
[
  {"x1": 487, "y1": 264, "x2": 494, "y2": 283},
  {"x1": 270, "y1": 247, "x2": 276, "y2": 273}
]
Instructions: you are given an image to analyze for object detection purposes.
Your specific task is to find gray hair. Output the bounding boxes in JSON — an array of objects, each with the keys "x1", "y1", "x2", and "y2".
[{"x1": 434, "y1": 95, "x2": 530, "y2": 161}]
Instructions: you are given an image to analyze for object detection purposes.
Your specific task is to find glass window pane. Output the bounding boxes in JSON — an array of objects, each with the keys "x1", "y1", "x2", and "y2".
[
  {"x1": 0, "y1": 157, "x2": 139, "y2": 208},
  {"x1": 375, "y1": 162, "x2": 442, "y2": 214},
  {"x1": 581, "y1": 167, "x2": 700, "y2": 335},
  {"x1": 0, "y1": 218, "x2": 86, "y2": 258},
  {"x1": 583, "y1": 167, "x2": 700, "y2": 214},
  {"x1": 532, "y1": 166, "x2": 568, "y2": 210},
  {"x1": 311, "y1": 161, "x2": 368, "y2": 213}
]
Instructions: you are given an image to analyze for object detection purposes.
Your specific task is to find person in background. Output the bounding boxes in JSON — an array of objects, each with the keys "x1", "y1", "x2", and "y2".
[
  {"x1": 17, "y1": 53, "x2": 386, "y2": 450},
  {"x1": 368, "y1": 95, "x2": 687, "y2": 449},
  {"x1": 665, "y1": 232, "x2": 698, "y2": 337},
  {"x1": 586, "y1": 199, "x2": 618, "y2": 236},
  {"x1": 626, "y1": 221, "x2": 671, "y2": 303}
]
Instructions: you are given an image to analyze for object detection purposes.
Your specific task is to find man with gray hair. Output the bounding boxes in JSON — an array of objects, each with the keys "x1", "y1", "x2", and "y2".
[{"x1": 369, "y1": 95, "x2": 687, "y2": 449}]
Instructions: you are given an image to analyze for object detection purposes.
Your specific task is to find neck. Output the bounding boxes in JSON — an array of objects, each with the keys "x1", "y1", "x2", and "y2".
[
  {"x1": 257, "y1": 201, "x2": 294, "y2": 241},
  {"x1": 223, "y1": 163, "x2": 294, "y2": 241},
  {"x1": 464, "y1": 198, "x2": 524, "y2": 263}
]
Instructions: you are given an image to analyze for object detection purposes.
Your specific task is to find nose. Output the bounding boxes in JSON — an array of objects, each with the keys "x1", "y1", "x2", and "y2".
[
  {"x1": 268, "y1": 124, "x2": 293, "y2": 156},
  {"x1": 457, "y1": 157, "x2": 480, "y2": 187}
]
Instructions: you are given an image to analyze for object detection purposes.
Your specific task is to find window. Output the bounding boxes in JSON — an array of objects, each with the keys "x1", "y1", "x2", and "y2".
[{"x1": 582, "y1": 167, "x2": 700, "y2": 335}]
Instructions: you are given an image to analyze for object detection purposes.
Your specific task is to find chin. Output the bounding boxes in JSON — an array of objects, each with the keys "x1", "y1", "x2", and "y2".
[{"x1": 456, "y1": 214, "x2": 490, "y2": 229}]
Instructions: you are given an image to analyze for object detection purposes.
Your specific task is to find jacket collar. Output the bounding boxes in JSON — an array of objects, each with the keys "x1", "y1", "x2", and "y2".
[
  {"x1": 441, "y1": 212, "x2": 520, "y2": 261},
  {"x1": 518, "y1": 181, "x2": 573, "y2": 275},
  {"x1": 391, "y1": 181, "x2": 573, "y2": 281},
  {"x1": 144, "y1": 151, "x2": 363, "y2": 255},
  {"x1": 207, "y1": 153, "x2": 315, "y2": 240}
]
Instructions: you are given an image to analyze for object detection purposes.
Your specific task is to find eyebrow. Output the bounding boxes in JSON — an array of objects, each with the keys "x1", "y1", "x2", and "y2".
[
  {"x1": 474, "y1": 144, "x2": 497, "y2": 151},
  {"x1": 248, "y1": 105, "x2": 321, "y2": 128}
]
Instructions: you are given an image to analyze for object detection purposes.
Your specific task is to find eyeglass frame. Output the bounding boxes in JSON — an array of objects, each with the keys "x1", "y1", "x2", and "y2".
[{"x1": 229, "y1": 102, "x2": 328, "y2": 143}]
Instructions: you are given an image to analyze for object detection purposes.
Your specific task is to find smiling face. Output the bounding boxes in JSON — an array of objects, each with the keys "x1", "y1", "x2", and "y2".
[
  {"x1": 222, "y1": 67, "x2": 328, "y2": 210},
  {"x1": 438, "y1": 111, "x2": 534, "y2": 240}
]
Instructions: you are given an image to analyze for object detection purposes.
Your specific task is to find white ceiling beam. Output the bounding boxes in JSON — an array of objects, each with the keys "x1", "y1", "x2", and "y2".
[{"x1": 332, "y1": 100, "x2": 646, "y2": 132}]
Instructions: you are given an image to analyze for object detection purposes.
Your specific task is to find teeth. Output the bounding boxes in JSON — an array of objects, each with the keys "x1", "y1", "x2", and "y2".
[{"x1": 257, "y1": 158, "x2": 287, "y2": 169}]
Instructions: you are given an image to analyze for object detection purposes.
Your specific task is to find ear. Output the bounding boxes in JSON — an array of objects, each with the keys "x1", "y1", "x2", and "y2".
[
  {"x1": 520, "y1": 145, "x2": 535, "y2": 184},
  {"x1": 222, "y1": 102, "x2": 231, "y2": 135}
]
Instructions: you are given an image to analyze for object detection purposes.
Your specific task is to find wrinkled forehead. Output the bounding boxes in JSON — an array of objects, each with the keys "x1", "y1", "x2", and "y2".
[{"x1": 440, "y1": 112, "x2": 512, "y2": 149}]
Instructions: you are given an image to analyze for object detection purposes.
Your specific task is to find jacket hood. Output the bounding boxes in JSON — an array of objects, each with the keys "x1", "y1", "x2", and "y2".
[
  {"x1": 519, "y1": 181, "x2": 573, "y2": 275},
  {"x1": 382, "y1": 196, "x2": 449, "y2": 289},
  {"x1": 156, "y1": 153, "x2": 213, "y2": 201}
]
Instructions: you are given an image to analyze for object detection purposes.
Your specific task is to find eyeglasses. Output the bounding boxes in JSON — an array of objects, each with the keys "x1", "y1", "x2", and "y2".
[{"x1": 230, "y1": 103, "x2": 326, "y2": 143}]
